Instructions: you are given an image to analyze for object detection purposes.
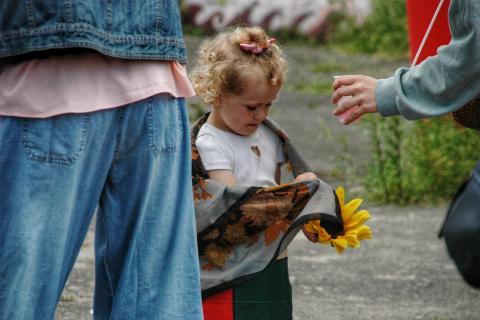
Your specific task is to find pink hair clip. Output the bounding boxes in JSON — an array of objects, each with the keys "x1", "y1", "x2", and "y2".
[{"x1": 240, "y1": 38, "x2": 276, "y2": 54}]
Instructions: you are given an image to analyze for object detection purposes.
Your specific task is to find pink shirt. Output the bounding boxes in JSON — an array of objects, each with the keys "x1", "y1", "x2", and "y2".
[{"x1": 0, "y1": 53, "x2": 195, "y2": 118}]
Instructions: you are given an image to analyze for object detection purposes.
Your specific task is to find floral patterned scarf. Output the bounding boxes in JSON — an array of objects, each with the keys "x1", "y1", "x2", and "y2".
[{"x1": 191, "y1": 113, "x2": 344, "y2": 297}]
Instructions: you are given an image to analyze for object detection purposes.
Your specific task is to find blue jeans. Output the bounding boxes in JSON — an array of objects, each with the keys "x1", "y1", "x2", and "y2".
[{"x1": 0, "y1": 95, "x2": 203, "y2": 320}]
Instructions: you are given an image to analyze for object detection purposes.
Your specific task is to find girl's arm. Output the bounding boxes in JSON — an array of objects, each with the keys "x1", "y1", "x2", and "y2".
[
  {"x1": 294, "y1": 172, "x2": 318, "y2": 182},
  {"x1": 208, "y1": 169, "x2": 237, "y2": 186}
]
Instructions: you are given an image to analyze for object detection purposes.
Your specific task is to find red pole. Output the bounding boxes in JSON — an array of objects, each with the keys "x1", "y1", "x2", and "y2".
[{"x1": 406, "y1": 0, "x2": 452, "y2": 64}]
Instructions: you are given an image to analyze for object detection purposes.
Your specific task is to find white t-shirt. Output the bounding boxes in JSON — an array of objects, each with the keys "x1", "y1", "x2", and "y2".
[{"x1": 196, "y1": 122, "x2": 286, "y2": 187}]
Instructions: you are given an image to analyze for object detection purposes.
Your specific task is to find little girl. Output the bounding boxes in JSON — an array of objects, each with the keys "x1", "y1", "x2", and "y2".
[{"x1": 190, "y1": 26, "x2": 317, "y2": 320}]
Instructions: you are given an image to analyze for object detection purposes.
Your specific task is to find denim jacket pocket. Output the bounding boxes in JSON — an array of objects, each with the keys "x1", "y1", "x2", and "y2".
[
  {"x1": 146, "y1": 95, "x2": 185, "y2": 154},
  {"x1": 22, "y1": 114, "x2": 89, "y2": 165}
]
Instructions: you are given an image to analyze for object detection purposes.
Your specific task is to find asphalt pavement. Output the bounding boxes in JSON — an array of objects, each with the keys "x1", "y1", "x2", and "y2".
[{"x1": 56, "y1": 206, "x2": 480, "y2": 320}]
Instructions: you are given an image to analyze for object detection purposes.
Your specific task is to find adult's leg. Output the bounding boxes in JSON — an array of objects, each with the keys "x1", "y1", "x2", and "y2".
[
  {"x1": 0, "y1": 111, "x2": 116, "y2": 319},
  {"x1": 93, "y1": 95, "x2": 203, "y2": 319}
]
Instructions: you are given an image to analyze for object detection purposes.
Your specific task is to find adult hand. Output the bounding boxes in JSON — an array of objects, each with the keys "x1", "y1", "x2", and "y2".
[{"x1": 332, "y1": 75, "x2": 379, "y2": 124}]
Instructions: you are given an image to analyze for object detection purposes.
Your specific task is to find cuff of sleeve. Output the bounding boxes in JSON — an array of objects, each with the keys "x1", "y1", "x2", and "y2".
[{"x1": 376, "y1": 78, "x2": 401, "y2": 117}]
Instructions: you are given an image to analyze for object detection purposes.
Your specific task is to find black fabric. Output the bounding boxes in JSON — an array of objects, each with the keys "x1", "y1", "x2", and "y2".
[
  {"x1": 451, "y1": 97, "x2": 480, "y2": 131},
  {"x1": 439, "y1": 160, "x2": 480, "y2": 288}
]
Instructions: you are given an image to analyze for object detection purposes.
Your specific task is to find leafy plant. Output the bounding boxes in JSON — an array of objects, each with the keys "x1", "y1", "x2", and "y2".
[
  {"x1": 363, "y1": 116, "x2": 480, "y2": 204},
  {"x1": 328, "y1": 0, "x2": 409, "y2": 58}
]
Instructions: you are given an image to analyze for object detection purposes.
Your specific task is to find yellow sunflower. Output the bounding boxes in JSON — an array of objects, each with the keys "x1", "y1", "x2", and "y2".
[{"x1": 304, "y1": 186, "x2": 372, "y2": 253}]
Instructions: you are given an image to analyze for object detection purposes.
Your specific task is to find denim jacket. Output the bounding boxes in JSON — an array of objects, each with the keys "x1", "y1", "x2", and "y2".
[{"x1": 0, "y1": 0, "x2": 187, "y2": 63}]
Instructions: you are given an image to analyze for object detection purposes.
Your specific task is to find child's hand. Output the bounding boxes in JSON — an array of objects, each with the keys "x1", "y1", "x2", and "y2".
[
  {"x1": 302, "y1": 224, "x2": 318, "y2": 243},
  {"x1": 294, "y1": 172, "x2": 318, "y2": 182}
]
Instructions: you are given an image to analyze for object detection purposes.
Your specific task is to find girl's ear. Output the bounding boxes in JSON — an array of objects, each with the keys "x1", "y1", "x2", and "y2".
[{"x1": 213, "y1": 94, "x2": 223, "y2": 109}]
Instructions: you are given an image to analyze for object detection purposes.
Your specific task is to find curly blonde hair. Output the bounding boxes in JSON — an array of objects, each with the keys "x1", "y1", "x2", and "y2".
[{"x1": 190, "y1": 26, "x2": 288, "y2": 106}]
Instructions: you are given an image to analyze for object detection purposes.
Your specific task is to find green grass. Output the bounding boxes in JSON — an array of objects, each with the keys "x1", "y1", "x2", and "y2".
[
  {"x1": 327, "y1": 0, "x2": 409, "y2": 59},
  {"x1": 288, "y1": 80, "x2": 332, "y2": 95},
  {"x1": 287, "y1": 60, "x2": 352, "y2": 96},
  {"x1": 311, "y1": 62, "x2": 351, "y2": 74}
]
